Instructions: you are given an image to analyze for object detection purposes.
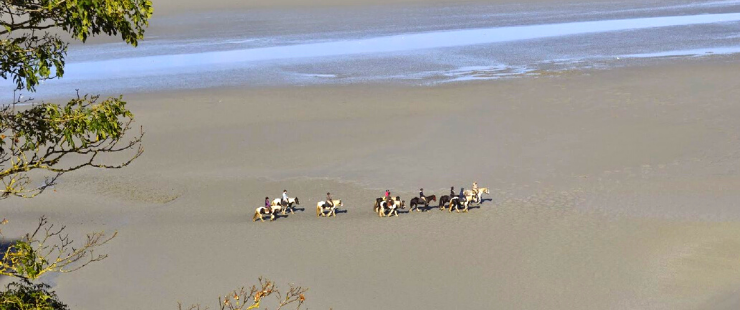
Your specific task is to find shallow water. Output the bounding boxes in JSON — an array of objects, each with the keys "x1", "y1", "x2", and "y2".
[{"x1": 5, "y1": 0, "x2": 740, "y2": 99}]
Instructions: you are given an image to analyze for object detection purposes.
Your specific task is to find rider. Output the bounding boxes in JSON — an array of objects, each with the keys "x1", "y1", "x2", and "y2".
[
  {"x1": 459, "y1": 187, "x2": 465, "y2": 201},
  {"x1": 419, "y1": 188, "x2": 426, "y2": 203},
  {"x1": 264, "y1": 197, "x2": 270, "y2": 210},
  {"x1": 384, "y1": 190, "x2": 390, "y2": 201},
  {"x1": 281, "y1": 190, "x2": 289, "y2": 205},
  {"x1": 472, "y1": 182, "x2": 479, "y2": 194},
  {"x1": 326, "y1": 192, "x2": 334, "y2": 208},
  {"x1": 450, "y1": 186, "x2": 456, "y2": 199}
]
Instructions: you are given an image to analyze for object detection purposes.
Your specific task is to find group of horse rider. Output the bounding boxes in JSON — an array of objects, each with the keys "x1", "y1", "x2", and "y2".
[
  {"x1": 269, "y1": 182, "x2": 481, "y2": 208},
  {"x1": 384, "y1": 182, "x2": 481, "y2": 204}
]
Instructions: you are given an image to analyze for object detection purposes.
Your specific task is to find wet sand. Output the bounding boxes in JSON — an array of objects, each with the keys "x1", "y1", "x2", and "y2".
[
  {"x1": 3, "y1": 58, "x2": 740, "y2": 309},
  {"x1": 25, "y1": 0, "x2": 739, "y2": 99}
]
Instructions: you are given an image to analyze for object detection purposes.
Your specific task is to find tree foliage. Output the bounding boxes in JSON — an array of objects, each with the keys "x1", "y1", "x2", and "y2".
[
  {"x1": 1, "y1": 0, "x2": 153, "y2": 91},
  {"x1": 0, "y1": 1, "x2": 150, "y2": 308},
  {"x1": 0, "y1": 93, "x2": 143, "y2": 199},
  {"x1": 0, "y1": 0, "x2": 152, "y2": 199},
  {"x1": 0, "y1": 216, "x2": 115, "y2": 280},
  {"x1": 0, "y1": 280, "x2": 69, "y2": 310}
]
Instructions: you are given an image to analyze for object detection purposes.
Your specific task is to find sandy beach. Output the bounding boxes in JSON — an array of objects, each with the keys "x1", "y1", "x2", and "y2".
[
  {"x1": 3, "y1": 56, "x2": 740, "y2": 309},
  {"x1": 3, "y1": 0, "x2": 740, "y2": 309}
]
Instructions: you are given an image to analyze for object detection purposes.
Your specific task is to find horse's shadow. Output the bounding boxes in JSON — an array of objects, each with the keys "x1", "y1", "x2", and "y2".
[
  {"x1": 317, "y1": 209, "x2": 347, "y2": 217},
  {"x1": 277, "y1": 207, "x2": 306, "y2": 218}
]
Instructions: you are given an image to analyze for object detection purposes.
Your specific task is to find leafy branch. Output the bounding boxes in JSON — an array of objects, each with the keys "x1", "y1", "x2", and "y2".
[
  {"x1": 0, "y1": 0, "x2": 153, "y2": 91},
  {"x1": 0, "y1": 216, "x2": 116, "y2": 280},
  {"x1": 0, "y1": 91, "x2": 144, "y2": 199},
  {"x1": 179, "y1": 277, "x2": 309, "y2": 310}
]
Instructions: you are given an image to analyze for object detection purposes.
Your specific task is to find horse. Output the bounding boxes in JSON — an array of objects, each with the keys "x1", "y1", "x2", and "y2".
[
  {"x1": 438, "y1": 195, "x2": 451, "y2": 210},
  {"x1": 378, "y1": 199, "x2": 404, "y2": 217},
  {"x1": 374, "y1": 196, "x2": 401, "y2": 214},
  {"x1": 271, "y1": 197, "x2": 300, "y2": 215},
  {"x1": 465, "y1": 188, "x2": 491, "y2": 203},
  {"x1": 447, "y1": 196, "x2": 470, "y2": 213},
  {"x1": 409, "y1": 195, "x2": 436, "y2": 212},
  {"x1": 463, "y1": 190, "x2": 477, "y2": 204},
  {"x1": 316, "y1": 199, "x2": 343, "y2": 217},
  {"x1": 252, "y1": 206, "x2": 275, "y2": 222},
  {"x1": 475, "y1": 187, "x2": 490, "y2": 203}
]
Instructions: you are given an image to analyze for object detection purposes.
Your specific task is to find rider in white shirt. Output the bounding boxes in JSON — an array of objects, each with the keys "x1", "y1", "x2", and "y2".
[{"x1": 282, "y1": 190, "x2": 288, "y2": 205}]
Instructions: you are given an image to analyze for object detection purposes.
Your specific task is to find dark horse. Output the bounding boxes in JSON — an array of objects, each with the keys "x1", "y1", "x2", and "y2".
[
  {"x1": 438, "y1": 195, "x2": 451, "y2": 210},
  {"x1": 409, "y1": 195, "x2": 436, "y2": 212}
]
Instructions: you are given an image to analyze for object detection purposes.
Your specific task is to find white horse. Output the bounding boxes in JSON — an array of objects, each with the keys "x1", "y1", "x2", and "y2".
[
  {"x1": 271, "y1": 197, "x2": 300, "y2": 215},
  {"x1": 464, "y1": 187, "x2": 490, "y2": 203},
  {"x1": 475, "y1": 187, "x2": 490, "y2": 203},
  {"x1": 463, "y1": 190, "x2": 477, "y2": 203},
  {"x1": 252, "y1": 206, "x2": 275, "y2": 222},
  {"x1": 316, "y1": 199, "x2": 342, "y2": 217}
]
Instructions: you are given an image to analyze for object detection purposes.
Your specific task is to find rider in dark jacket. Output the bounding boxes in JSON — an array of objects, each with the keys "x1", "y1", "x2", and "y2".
[{"x1": 326, "y1": 192, "x2": 333, "y2": 208}]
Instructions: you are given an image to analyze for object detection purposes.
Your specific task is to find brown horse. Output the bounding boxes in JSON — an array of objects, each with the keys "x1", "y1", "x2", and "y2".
[
  {"x1": 438, "y1": 195, "x2": 451, "y2": 210},
  {"x1": 409, "y1": 195, "x2": 436, "y2": 212}
]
